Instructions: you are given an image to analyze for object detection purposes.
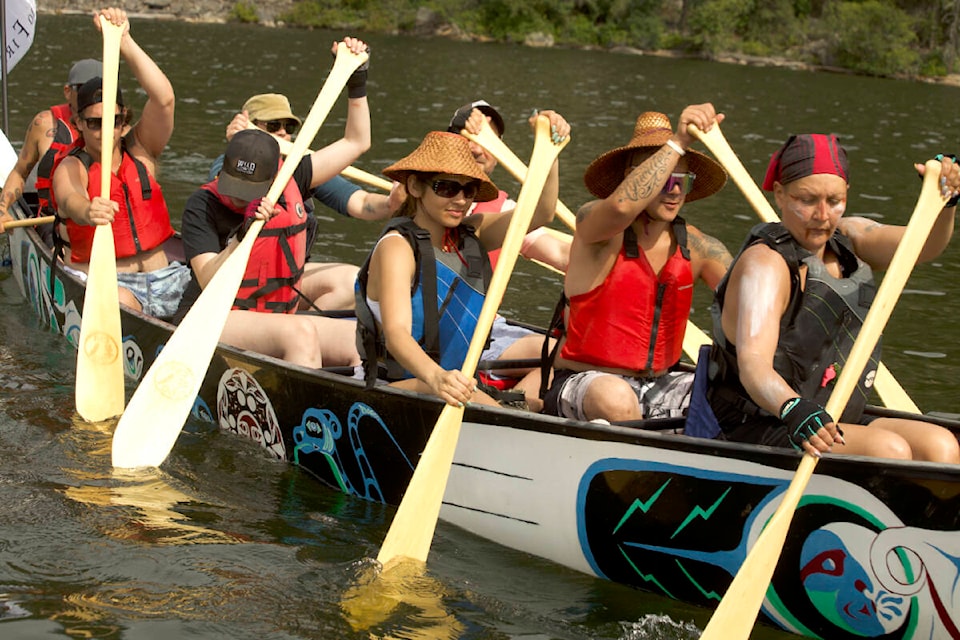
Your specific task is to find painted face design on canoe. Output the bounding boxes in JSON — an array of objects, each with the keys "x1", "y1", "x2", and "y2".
[{"x1": 800, "y1": 525, "x2": 904, "y2": 636}]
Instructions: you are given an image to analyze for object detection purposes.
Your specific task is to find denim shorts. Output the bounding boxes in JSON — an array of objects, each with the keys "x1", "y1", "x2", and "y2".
[
  {"x1": 115, "y1": 262, "x2": 192, "y2": 318},
  {"x1": 66, "y1": 261, "x2": 192, "y2": 319}
]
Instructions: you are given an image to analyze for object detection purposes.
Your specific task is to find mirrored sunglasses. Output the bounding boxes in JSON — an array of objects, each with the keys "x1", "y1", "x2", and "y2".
[
  {"x1": 661, "y1": 172, "x2": 697, "y2": 194},
  {"x1": 662, "y1": 172, "x2": 696, "y2": 194},
  {"x1": 431, "y1": 179, "x2": 480, "y2": 200},
  {"x1": 83, "y1": 114, "x2": 124, "y2": 131},
  {"x1": 255, "y1": 119, "x2": 299, "y2": 135}
]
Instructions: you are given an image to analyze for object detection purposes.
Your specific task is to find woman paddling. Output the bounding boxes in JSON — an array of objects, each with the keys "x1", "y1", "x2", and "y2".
[{"x1": 355, "y1": 115, "x2": 568, "y2": 408}]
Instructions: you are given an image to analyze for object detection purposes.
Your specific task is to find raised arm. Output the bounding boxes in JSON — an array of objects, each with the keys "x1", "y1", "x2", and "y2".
[
  {"x1": 576, "y1": 103, "x2": 722, "y2": 245},
  {"x1": 96, "y1": 7, "x2": 175, "y2": 161},
  {"x1": 307, "y1": 37, "x2": 371, "y2": 188},
  {"x1": 840, "y1": 156, "x2": 959, "y2": 269},
  {"x1": 472, "y1": 109, "x2": 570, "y2": 249}
]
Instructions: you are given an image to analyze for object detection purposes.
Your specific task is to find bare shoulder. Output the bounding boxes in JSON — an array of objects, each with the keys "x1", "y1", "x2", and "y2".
[{"x1": 25, "y1": 109, "x2": 56, "y2": 140}]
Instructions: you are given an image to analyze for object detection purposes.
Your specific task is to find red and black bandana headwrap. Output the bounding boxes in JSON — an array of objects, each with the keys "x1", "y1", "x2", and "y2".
[{"x1": 762, "y1": 134, "x2": 849, "y2": 191}]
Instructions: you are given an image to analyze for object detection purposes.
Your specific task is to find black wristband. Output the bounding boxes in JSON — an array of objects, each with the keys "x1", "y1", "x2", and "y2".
[
  {"x1": 347, "y1": 68, "x2": 367, "y2": 99},
  {"x1": 779, "y1": 397, "x2": 833, "y2": 451}
]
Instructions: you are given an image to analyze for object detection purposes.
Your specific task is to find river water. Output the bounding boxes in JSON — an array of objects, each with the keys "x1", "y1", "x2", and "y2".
[{"x1": 1, "y1": 12, "x2": 959, "y2": 640}]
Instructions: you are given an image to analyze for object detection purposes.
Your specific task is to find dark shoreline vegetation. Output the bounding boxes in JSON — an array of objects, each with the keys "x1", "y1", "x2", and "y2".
[
  {"x1": 40, "y1": 1, "x2": 960, "y2": 86},
  {"x1": 246, "y1": 0, "x2": 960, "y2": 84}
]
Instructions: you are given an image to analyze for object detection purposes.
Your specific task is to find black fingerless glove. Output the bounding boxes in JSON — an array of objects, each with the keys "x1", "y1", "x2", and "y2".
[
  {"x1": 779, "y1": 397, "x2": 833, "y2": 451},
  {"x1": 347, "y1": 47, "x2": 370, "y2": 99},
  {"x1": 936, "y1": 154, "x2": 960, "y2": 208}
]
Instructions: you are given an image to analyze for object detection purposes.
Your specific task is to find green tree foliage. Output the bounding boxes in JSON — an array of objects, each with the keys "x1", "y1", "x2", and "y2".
[
  {"x1": 823, "y1": 0, "x2": 919, "y2": 76},
  {"x1": 275, "y1": 0, "x2": 956, "y2": 79}
]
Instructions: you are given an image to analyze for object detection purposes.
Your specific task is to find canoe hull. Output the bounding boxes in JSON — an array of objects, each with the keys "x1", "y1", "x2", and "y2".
[{"x1": 9, "y1": 210, "x2": 960, "y2": 639}]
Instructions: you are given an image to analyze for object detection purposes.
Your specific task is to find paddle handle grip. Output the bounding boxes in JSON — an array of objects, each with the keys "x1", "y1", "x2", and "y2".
[{"x1": 4, "y1": 215, "x2": 55, "y2": 229}]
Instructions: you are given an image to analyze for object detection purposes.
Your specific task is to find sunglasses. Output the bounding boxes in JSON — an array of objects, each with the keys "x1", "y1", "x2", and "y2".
[
  {"x1": 254, "y1": 119, "x2": 299, "y2": 135},
  {"x1": 83, "y1": 114, "x2": 124, "y2": 131},
  {"x1": 431, "y1": 178, "x2": 481, "y2": 200},
  {"x1": 662, "y1": 172, "x2": 696, "y2": 194}
]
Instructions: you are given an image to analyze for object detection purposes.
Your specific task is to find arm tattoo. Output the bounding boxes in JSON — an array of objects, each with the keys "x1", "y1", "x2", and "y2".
[
  {"x1": 616, "y1": 146, "x2": 673, "y2": 205},
  {"x1": 577, "y1": 201, "x2": 597, "y2": 225},
  {"x1": 690, "y1": 231, "x2": 733, "y2": 267}
]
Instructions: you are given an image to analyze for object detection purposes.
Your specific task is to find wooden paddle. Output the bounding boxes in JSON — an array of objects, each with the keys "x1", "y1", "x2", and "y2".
[
  {"x1": 3, "y1": 215, "x2": 55, "y2": 230},
  {"x1": 246, "y1": 121, "x2": 393, "y2": 192},
  {"x1": 689, "y1": 122, "x2": 922, "y2": 413},
  {"x1": 110, "y1": 43, "x2": 368, "y2": 469},
  {"x1": 463, "y1": 122, "x2": 577, "y2": 231},
  {"x1": 698, "y1": 160, "x2": 948, "y2": 640},
  {"x1": 376, "y1": 115, "x2": 569, "y2": 567},
  {"x1": 75, "y1": 15, "x2": 126, "y2": 423}
]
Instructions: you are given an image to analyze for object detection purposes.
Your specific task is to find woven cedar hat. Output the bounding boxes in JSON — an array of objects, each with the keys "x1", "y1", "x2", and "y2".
[
  {"x1": 383, "y1": 131, "x2": 499, "y2": 202},
  {"x1": 583, "y1": 111, "x2": 727, "y2": 202}
]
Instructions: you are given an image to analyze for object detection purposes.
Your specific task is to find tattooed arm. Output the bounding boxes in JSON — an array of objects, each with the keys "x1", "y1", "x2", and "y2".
[
  {"x1": 0, "y1": 109, "x2": 54, "y2": 228},
  {"x1": 688, "y1": 225, "x2": 733, "y2": 289},
  {"x1": 575, "y1": 103, "x2": 723, "y2": 245}
]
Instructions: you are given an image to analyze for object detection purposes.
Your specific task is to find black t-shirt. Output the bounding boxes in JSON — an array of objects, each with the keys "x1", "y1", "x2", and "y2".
[{"x1": 172, "y1": 156, "x2": 314, "y2": 323}]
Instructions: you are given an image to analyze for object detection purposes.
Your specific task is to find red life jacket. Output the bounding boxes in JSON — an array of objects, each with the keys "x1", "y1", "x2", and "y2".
[
  {"x1": 560, "y1": 220, "x2": 692, "y2": 374},
  {"x1": 64, "y1": 145, "x2": 174, "y2": 263},
  {"x1": 202, "y1": 172, "x2": 309, "y2": 314},
  {"x1": 34, "y1": 103, "x2": 82, "y2": 215}
]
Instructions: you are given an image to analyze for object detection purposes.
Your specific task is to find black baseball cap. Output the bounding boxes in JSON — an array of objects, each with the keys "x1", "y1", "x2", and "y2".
[
  {"x1": 218, "y1": 130, "x2": 280, "y2": 201},
  {"x1": 447, "y1": 100, "x2": 505, "y2": 137},
  {"x1": 76, "y1": 77, "x2": 124, "y2": 115}
]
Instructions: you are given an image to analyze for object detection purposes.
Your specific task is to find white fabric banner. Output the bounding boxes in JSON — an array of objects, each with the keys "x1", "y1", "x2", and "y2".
[{"x1": 3, "y1": 0, "x2": 36, "y2": 77}]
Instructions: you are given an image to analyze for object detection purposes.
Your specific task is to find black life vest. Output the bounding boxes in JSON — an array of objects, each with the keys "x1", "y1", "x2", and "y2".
[
  {"x1": 355, "y1": 217, "x2": 491, "y2": 387},
  {"x1": 707, "y1": 222, "x2": 881, "y2": 428}
]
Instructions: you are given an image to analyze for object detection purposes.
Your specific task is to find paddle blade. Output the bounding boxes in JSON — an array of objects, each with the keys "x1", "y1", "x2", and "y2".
[
  {"x1": 76, "y1": 226, "x2": 125, "y2": 422},
  {"x1": 111, "y1": 221, "x2": 263, "y2": 468},
  {"x1": 376, "y1": 403, "x2": 465, "y2": 567},
  {"x1": 75, "y1": 17, "x2": 127, "y2": 422},
  {"x1": 699, "y1": 160, "x2": 948, "y2": 640},
  {"x1": 376, "y1": 116, "x2": 569, "y2": 567},
  {"x1": 112, "y1": 44, "x2": 368, "y2": 468}
]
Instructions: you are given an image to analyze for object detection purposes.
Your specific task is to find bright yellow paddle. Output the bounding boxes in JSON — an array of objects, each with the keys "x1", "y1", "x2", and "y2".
[
  {"x1": 111, "y1": 43, "x2": 368, "y2": 469},
  {"x1": 689, "y1": 122, "x2": 922, "y2": 413},
  {"x1": 75, "y1": 16, "x2": 126, "y2": 422},
  {"x1": 698, "y1": 160, "x2": 947, "y2": 639},
  {"x1": 376, "y1": 115, "x2": 569, "y2": 568}
]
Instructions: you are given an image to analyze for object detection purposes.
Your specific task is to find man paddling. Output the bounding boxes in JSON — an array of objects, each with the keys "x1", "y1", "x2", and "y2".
[
  {"x1": 542, "y1": 104, "x2": 732, "y2": 423},
  {"x1": 0, "y1": 58, "x2": 101, "y2": 238},
  {"x1": 702, "y1": 133, "x2": 960, "y2": 462},
  {"x1": 173, "y1": 36, "x2": 371, "y2": 368}
]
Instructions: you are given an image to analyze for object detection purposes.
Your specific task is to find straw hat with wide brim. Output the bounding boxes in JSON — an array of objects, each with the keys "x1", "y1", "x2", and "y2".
[
  {"x1": 583, "y1": 112, "x2": 727, "y2": 203},
  {"x1": 383, "y1": 131, "x2": 499, "y2": 202}
]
